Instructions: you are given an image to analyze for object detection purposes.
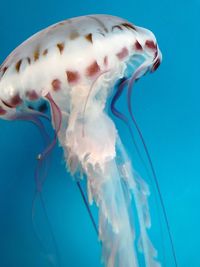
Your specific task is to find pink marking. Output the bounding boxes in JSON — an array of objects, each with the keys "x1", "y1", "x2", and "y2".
[
  {"x1": 145, "y1": 40, "x2": 157, "y2": 50},
  {"x1": 134, "y1": 40, "x2": 142, "y2": 50},
  {"x1": 66, "y1": 71, "x2": 80, "y2": 84},
  {"x1": 86, "y1": 61, "x2": 101, "y2": 77},
  {"x1": 9, "y1": 94, "x2": 22, "y2": 107},
  {"x1": 52, "y1": 79, "x2": 61, "y2": 91},
  {"x1": 0, "y1": 106, "x2": 6, "y2": 115},
  {"x1": 116, "y1": 47, "x2": 129, "y2": 60},
  {"x1": 152, "y1": 58, "x2": 161, "y2": 72},
  {"x1": 26, "y1": 90, "x2": 39, "y2": 100}
]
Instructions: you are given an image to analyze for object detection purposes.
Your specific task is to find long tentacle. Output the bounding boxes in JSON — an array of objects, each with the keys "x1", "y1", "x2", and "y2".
[
  {"x1": 76, "y1": 180, "x2": 98, "y2": 234},
  {"x1": 9, "y1": 110, "x2": 61, "y2": 266},
  {"x1": 111, "y1": 78, "x2": 152, "y2": 180},
  {"x1": 32, "y1": 156, "x2": 61, "y2": 267},
  {"x1": 39, "y1": 93, "x2": 62, "y2": 159},
  {"x1": 32, "y1": 120, "x2": 61, "y2": 267},
  {"x1": 127, "y1": 65, "x2": 178, "y2": 267},
  {"x1": 111, "y1": 77, "x2": 161, "y2": 266}
]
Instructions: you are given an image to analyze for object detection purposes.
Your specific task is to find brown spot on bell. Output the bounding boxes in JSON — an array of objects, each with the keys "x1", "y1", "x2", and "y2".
[
  {"x1": 52, "y1": 79, "x2": 61, "y2": 91},
  {"x1": 26, "y1": 90, "x2": 39, "y2": 100},
  {"x1": 85, "y1": 33, "x2": 93, "y2": 43},
  {"x1": 134, "y1": 40, "x2": 143, "y2": 50},
  {"x1": 86, "y1": 61, "x2": 100, "y2": 77},
  {"x1": 1, "y1": 66, "x2": 8, "y2": 78},
  {"x1": 34, "y1": 48, "x2": 40, "y2": 61},
  {"x1": 57, "y1": 43, "x2": 65, "y2": 54},
  {"x1": 10, "y1": 94, "x2": 22, "y2": 106},
  {"x1": 116, "y1": 47, "x2": 129, "y2": 60},
  {"x1": 15, "y1": 60, "x2": 22, "y2": 72},
  {"x1": 66, "y1": 71, "x2": 80, "y2": 84},
  {"x1": 43, "y1": 49, "x2": 48, "y2": 56},
  {"x1": 145, "y1": 40, "x2": 157, "y2": 50},
  {"x1": 4, "y1": 94, "x2": 22, "y2": 107}
]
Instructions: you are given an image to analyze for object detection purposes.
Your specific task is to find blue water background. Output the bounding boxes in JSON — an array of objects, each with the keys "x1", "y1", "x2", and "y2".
[{"x1": 0, "y1": 1, "x2": 199, "y2": 266}]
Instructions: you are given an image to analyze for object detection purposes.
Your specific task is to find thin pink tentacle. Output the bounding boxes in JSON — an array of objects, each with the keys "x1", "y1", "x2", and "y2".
[
  {"x1": 9, "y1": 108, "x2": 50, "y2": 122},
  {"x1": 39, "y1": 93, "x2": 62, "y2": 159},
  {"x1": 127, "y1": 61, "x2": 178, "y2": 267},
  {"x1": 9, "y1": 112, "x2": 50, "y2": 145}
]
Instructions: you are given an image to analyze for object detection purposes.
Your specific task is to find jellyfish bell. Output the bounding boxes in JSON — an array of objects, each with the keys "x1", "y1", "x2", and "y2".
[
  {"x1": 0, "y1": 15, "x2": 169, "y2": 267},
  {"x1": 0, "y1": 15, "x2": 161, "y2": 107}
]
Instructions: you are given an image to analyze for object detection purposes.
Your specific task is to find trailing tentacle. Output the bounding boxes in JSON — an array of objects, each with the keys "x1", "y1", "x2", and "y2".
[
  {"x1": 8, "y1": 109, "x2": 61, "y2": 267},
  {"x1": 126, "y1": 63, "x2": 178, "y2": 267},
  {"x1": 111, "y1": 77, "x2": 152, "y2": 181}
]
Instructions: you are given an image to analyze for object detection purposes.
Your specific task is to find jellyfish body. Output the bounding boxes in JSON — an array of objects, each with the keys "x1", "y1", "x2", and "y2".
[{"x1": 0, "y1": 15, "x2": 162, "y2": 267}]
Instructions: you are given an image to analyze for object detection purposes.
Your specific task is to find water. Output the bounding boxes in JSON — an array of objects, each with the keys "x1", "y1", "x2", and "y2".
[{"x1": 0, "y1": 1, "x2": 199, "y2": 266}]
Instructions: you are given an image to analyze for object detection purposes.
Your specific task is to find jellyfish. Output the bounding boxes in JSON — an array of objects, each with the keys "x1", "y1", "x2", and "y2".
[{"x1": 0, "y1": 15, "x2": 174, "y2": 267}]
